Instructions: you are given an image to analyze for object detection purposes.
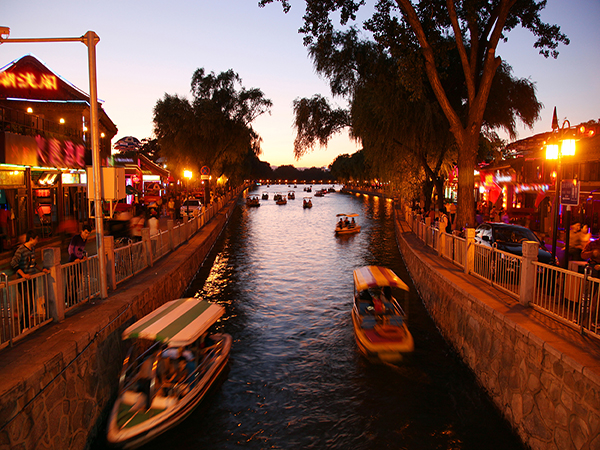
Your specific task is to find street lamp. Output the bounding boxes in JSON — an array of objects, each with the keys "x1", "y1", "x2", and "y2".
[
  {"x1": 0, "y1": 27, "x2": 108, "y2": 298},
  {"x1": 183, "y1": 170, "x2": 192, "y2": 216},
  {"x1": 545, "y1": 118, "x2": 577, "y2": 266}
]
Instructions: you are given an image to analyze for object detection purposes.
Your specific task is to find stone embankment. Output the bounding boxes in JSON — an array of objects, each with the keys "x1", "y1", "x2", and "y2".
[
  {"x1": 394, "y1": 216, "x2": 600, "y2": 450},
  {"x1": 0, "y1": 194, "x2": 240, "y2": 450}
]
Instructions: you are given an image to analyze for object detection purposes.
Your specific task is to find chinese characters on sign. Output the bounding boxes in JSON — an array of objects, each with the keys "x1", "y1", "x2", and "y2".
[{"x1": 0, "y1": 71, "x2": 58, "y2": 90}]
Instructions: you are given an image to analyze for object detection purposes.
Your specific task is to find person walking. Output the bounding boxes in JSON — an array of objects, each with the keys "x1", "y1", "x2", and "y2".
[
  {"x1": 10, "y1": 230, "x2": 49, "y2": 330},
  {"x1": 68, "y1": 225, "x2": 91, "y2": 262},
  {"x1": 66, "y1": 225, "x2": 91, "y2": 304}
]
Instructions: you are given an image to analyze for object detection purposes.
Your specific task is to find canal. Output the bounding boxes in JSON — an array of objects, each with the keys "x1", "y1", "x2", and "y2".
[{"x1": 97, "y1": 185, "x2": 525, "y2": 449}]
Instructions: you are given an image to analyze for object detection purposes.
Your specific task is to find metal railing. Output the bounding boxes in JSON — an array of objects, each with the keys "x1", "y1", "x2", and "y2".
[
  {"x1": 63, "y1": 255, "x2": 101, "y2": 311},
  {"x1": 471, "y1": 242, "x2": 522, "y2": 298},
  {"x1": 0, "y1": 186, "x2": 245, "y2": 350},
  {"x1": 402, "y1": 207, "x2": 600, "y2": 339},
  {"x1": 0, "y1": 272, "x2": 52, "y2": 350}
]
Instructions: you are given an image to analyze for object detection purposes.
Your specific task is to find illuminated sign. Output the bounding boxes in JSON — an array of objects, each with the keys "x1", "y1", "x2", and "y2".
[
  {"x1": 0, "y1": 71, "x2": 58, "y2": 90},
  {"x1": 62, "y1": 173, "x2": 81, "y2": 185}
]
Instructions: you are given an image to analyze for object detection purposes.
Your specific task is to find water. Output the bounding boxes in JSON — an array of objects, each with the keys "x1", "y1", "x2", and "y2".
[{"x1": 104, "y1": 186, "x2": 525, "y2": 449}]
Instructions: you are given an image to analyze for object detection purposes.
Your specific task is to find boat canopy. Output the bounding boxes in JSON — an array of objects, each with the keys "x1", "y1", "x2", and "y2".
[
  {"x1": 336, "y1": 213, "x2": 359, "y2": 217},
  {"x1": 353, "y1": 266, "x2": 409, "y2": 292},
  {"x1": 122, "y1": 298, "x2": 224, "y2": 347}
]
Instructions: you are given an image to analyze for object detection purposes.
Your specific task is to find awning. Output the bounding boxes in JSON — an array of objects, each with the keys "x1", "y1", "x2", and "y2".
[
  {"x1": 138, "y1": 154, "x2": 170, "y2": 178},
  {"x1": 353, "y1": 266, "x2": 409, "y2": 292},
  {"x1": 122, "y1": 298, "x2": 224, "y2": 347}
]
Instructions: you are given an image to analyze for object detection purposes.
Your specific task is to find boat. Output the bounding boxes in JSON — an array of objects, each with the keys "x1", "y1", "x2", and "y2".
[
  {"x1": 262, "y1": 193, "x2": 268, "y2": 200},
  {"x1": 273, "y1": 193, "x2": 282, "y2": 201},
  {"x1": 107, "y1": 298, "x2": 232, "y2": 449},
  {"x1": 288, "y1": 191, "x2": 295, "y2": 200},
  {"x1": 303, "y1": 197, "x2": 312, "y2": 208},
  {"x1": 276, "y1": 195, "x2": 287, "y2": 205},
  {"x1": 335, "y1": 213, "x2": 361, "y2": 235},
  {"x1": 351, "y1": 266, "x2": 414, "y2": 362},
  {"x1": 246, "y1": 195, "x2": 260, "y2": 207}
]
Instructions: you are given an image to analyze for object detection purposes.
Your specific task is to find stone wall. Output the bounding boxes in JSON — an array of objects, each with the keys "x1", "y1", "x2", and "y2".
[
  {"x1": 0, "y1": 197, "x2": 239, "y2": 450},
  {"x1": 395, "y1": 218, "x2": 600, "y2": 450}
]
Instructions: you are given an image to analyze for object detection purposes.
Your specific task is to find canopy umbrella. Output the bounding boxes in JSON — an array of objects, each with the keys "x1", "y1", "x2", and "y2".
[
  {"x1": 122, "y1": 298, "x2": 224, "y2": 348},
  {"x1": 353, "y1": 266, "x2": 409, "y2": 292}
]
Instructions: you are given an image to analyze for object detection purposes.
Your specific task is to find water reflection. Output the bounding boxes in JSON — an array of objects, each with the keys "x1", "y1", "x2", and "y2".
[{"x1": 140, "y1": 185, "x2": 524, "y2": 450}]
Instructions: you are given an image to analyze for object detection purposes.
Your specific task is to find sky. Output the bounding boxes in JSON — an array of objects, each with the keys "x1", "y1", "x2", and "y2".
[{"x1": 1, "y1": 0, "x2": 599, "y2": 169}]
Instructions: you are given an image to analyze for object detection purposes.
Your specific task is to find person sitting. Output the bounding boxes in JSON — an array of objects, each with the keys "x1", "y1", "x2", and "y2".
[
  {"x1": 338, "y1": 218, "x2": 344, "y2": 229},
  {"x1": 344, "y1": 217, "x2": 350, "y2": 227},
  {"x1": 350, "y1": 217, "x2": 356, "y2": 228}
]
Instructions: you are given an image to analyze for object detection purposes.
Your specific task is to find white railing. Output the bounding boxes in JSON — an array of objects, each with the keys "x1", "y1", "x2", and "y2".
[
  {"x1": 471, "y1": 242, "x2": 522, "y2": 298},
  {"x1": 63, "y1": 255, "x2": 101, "y2": 311},
  {"x1": 0, "y1": 272, "x2": 51, "y2": 350},
  {"x1": 401, "y1": 206, "x2": 600, "y2": 339},
  {"x1": 0, "y1": 186, "x2": 246, "y2": 349}
]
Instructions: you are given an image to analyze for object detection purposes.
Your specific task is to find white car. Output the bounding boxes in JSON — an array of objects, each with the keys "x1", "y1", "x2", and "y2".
[{"x1": 180, "y1": 199, "x2": 203, "y2": 217}]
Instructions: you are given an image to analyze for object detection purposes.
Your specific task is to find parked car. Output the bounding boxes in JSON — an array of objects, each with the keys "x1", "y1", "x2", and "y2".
[
  {"x1": 180, "y1": 199, "x2": 203, "y2": 217},
  {"x1": 474, "y1": 222, "x2": 557, "y2": 265}
]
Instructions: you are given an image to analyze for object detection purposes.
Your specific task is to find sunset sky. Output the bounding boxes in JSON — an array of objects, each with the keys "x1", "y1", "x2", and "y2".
[{"x1": 2, "y1": 0, "x2": 599, "y2": 168}]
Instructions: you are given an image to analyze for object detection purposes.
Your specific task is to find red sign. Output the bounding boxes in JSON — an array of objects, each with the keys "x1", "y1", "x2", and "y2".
[
  {"x1": 0, "y1": 55, "x2": 87, "y2": 102},
  {"x1": 201, "y1": 166, "x2": 210, "y2": 176}
]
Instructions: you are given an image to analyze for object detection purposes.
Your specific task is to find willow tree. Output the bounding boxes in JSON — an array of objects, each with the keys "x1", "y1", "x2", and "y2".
[
  {"x1": 260, "y1": 0, "x2": 568, "y2": 227},
  {"x1": 153, "y1": 68, "x2": 272, "y2": 183}
]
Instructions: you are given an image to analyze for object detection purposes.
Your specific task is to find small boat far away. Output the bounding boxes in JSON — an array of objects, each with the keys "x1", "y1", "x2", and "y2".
[
  {"x1": 303, "y1": 197, "x2": 312, "y2": 208},
  {"x1": 335, "y1": 213, "x2": 361, "y2": 235}
]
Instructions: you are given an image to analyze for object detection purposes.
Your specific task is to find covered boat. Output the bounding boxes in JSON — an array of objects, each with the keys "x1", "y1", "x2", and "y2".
[
  {"x1": 107, "y1": 298, "x2": 231, "y2": 448},
  {"x1": 351, "y1": 266, "x2": 414, "y2": 362},
  {"x1": 335, "y1": 213, "x2": 361, "y2": 235},
  {"x1": 303, "y1": 197, "x2": 313, "y2": 208},
  {"x1": 246, "y1": 195, "x2": 260, "y2": 207}
]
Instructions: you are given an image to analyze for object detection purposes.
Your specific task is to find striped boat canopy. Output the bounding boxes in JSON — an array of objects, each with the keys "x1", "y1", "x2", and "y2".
[
  {"x1": 353, "y1": 266, "x2": 409, "y2": 292},
  {"x1": 122, "y1": 298, "x2": 224, "y2": 347}
]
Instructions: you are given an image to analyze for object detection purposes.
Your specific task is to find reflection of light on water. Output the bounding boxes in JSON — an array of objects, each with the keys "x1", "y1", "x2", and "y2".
[{"x1": 159, "y1": 185, "x2": 525, "y2": 450}]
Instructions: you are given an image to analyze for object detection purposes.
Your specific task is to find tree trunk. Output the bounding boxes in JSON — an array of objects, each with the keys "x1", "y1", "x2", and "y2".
[
  {"x1": 422, "y1": 179, "x2": 434, "y2": 212},
  {"x1": 434, "y1": 177, "x2": 445, "y2": 211},
  {"x1": 456, "y1": 134, "x2": 478, "y2": 229}
]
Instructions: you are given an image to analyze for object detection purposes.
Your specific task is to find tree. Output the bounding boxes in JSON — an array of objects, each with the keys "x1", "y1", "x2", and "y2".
[
  {"x1": 153, "y1": 68, "x2": 272, "y2": 184},
  {"x1": 260, "y1": 0, "x2": 568, "y2": 227}
]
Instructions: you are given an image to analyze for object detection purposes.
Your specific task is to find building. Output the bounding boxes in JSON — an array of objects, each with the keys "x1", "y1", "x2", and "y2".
[
  {"x1": 0, "y1": 54, "x2": 117, "y2": 246},
  {"x1": 477, "y1": 123, "x2": 600, "y2": 235}
]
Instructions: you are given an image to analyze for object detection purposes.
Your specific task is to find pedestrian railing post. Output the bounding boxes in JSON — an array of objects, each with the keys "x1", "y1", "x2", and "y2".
[
  {"x1": 141, "y1": 228, "x2": 153, "y2": 268},
  {"x1": 43, "y1": 247, "x2": 64, "y2": 322},
  {"x1": 581, "y1": 265, "x2": 592, "y2": 332},
  {"x1": 167, "y1": 219, "x2": 174, "y2": 251},
  {"x1": 464, "y1": 228, "x2": 475, "y2": 275},
  {"x1": 104, "y1": 235, "x2": 116, "y2": 291},
  {"x1": 520, "y1": 241, "x2": 539, "y2": 307}
]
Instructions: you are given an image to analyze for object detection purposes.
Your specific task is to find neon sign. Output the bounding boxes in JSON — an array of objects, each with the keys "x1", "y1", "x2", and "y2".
[{"x1": 0, "y1": 71, "x2": 58, "y2": 90}]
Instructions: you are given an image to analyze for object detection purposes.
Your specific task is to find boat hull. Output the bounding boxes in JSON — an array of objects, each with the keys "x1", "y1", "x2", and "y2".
[
  {"x1": 107, "y1": 333, "x2": 232, "y2": 449},
  {"x1": 335, "y1": 226, "x2": 361, "y2": 235},
  {"x1": 351, "y1": 308, "x2": 413, "y2": 362}
]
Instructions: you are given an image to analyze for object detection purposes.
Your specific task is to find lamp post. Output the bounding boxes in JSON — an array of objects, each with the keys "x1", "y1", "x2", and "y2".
[
  {"x1": 545, "y1": 118, "x2": 577, "y2": 267},
  {"x1": 183, "y1": 170, "x2": 192, "y2": 216},
  {"x1": 0, "y1": 27, "x2": 108, "y2": 298}
]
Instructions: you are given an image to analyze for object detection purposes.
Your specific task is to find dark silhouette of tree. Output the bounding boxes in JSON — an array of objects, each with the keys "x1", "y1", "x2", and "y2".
[
  {"x1": 153, "y1": 68, "x2": 272, "y2": 185},
  {"x1": 259, "y1": 0, "x2": 567, "y2": 227}
]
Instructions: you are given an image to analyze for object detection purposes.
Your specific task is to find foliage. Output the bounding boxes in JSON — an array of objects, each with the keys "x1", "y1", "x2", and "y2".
[
  {"x1": 259, "y1": 0, "x2": 568, "y2": 227},
  {"x1": 153, "y1": 68, "x2": 272, "y2": 183}
]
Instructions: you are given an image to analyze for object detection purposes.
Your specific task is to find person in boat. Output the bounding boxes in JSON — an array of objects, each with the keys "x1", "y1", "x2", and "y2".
[
  {"x1": 338, "y1": 218, "x2": 344, "y2": 229},
  {"x1": 350, "y1": 217, "x2": 356, "y2": 228},
  {"x1": 344, "y1": 217, "x2": 350, "y2": 227},
  {"x1": 137, "y1": 350, "x2": 160, "y2": 409}
]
